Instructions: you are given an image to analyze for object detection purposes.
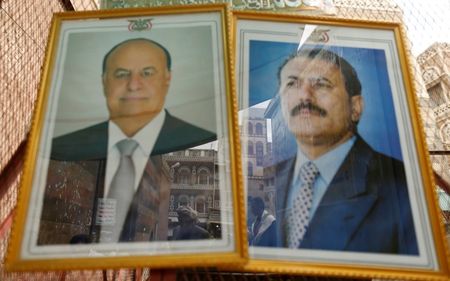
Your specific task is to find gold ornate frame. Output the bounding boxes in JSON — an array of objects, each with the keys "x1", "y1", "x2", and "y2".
[
  {"x1": 233, "y1": 11, "x2": 449, "y2": 280},
  {"x1": 6, "y1": 4, "x2": 247, "y2": 271}
]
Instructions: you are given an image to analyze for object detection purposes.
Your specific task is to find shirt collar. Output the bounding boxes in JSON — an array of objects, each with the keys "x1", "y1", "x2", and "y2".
[
  {"x1": 294, "y1": 136, "x2": 356, "y2": 185},
  {"x1": 108, "y1": 110, "x2": 166, "y2": 155}
]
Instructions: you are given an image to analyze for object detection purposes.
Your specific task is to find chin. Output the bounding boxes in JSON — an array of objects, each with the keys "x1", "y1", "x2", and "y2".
[{"x1": 288, "y1": 122, "x2": 321, "y2": 134}]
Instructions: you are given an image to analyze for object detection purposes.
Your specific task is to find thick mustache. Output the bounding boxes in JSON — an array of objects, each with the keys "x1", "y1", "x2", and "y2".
[{"x1": 290, "y1": 102, "x2": 327, "y2": 117}]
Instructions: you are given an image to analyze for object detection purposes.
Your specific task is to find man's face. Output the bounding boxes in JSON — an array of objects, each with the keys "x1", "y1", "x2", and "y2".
[
  {"x1": 279, "y1": 57, "x2": 363, "y2": 148},
  {"x1": 250, "y1": 202, "x2": 263, "y2": 217},
  {"x1": 102, "y1": 40, "x2": 171, "y2": 121}
]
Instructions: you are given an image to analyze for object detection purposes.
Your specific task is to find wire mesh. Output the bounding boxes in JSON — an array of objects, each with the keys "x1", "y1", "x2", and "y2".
[
  {"x1": 0, "y1": 0, "x2": 449, "y2": 280},
  {"x1": 0, "y1": 0, "x2": 65, "y2": 174}
]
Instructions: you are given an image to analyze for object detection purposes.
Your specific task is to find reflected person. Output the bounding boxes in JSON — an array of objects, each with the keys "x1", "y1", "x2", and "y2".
[
  {"x1": 249, "y1": 197, "x2": 276, "y2": 247},
  {"x1": 273, "y1": 48, "x2": 418, "y2": 254},
  {"x1": 172, "y1": 206, "x2": 210, "y2": 240},
  {"x1": 38, "y1": 38, "x2": 216, "y2": 244}
]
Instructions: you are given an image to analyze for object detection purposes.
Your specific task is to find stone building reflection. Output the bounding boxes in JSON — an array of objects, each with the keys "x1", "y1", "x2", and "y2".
[
  {"x1": 162, "y1": 145, "x2": 221, "y2": 239},
  {"x1": 241, "y1": 107, "x2": 275, "y2": 216}
]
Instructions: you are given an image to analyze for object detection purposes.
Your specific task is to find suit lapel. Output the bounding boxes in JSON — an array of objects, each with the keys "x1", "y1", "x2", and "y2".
[
  {"x1": 301, "y1": 137, "x2": 378, "y2": 250},
  {"x1": 274, "y1": 157, "x2": 296, "y2": 247}
]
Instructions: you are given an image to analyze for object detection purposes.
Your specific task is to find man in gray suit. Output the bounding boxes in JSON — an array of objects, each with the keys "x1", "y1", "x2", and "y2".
[{"x1": 38, "y1": 38, "x2": 215, "y2": 244}]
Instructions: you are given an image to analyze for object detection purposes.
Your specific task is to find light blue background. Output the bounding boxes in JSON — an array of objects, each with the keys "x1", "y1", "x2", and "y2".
[{"x1": 248, "y1": 40, "x2": 402, "y2": 160}]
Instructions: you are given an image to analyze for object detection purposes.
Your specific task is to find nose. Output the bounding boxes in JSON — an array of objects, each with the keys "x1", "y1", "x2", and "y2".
[
  {"x1": 127, "y1": 73, "x2": 142, "y2": 91},
  {"x1": 296, "y1": 80, "x2": 314, "y2": 101}
]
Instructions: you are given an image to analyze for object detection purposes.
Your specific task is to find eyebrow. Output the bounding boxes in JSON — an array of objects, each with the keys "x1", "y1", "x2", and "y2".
[
  {"x1": 285, "y1": 74, "x2": 335, "y2": 85},
  {"x1": 142, "y1": 66, "x2": 157, "y2": 72},
  {"x1": 113, "y1": 68, "x2": 130, "y2": 73},
  {"x1": 312, "y1": 76, "x2": 334, "y2": 85},
  {"x1": 112, "y1": 66, "x2": 157, "y2": 73},
  {"x1": 286, "y1": 75, "x2": 299, "y2": 81}
]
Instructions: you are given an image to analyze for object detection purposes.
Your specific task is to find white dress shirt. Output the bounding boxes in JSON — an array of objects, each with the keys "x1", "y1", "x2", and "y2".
[
  {"x1": 104, "y1": 110, "x2": 166, "y2": 197},
  {"x1": 287, "y1": 136, "x2": 356, "y2": 219}
]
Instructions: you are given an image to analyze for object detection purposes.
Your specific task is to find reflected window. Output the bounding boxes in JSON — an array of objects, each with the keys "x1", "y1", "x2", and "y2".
[
  {"x1": 255, "y1": 123, "x2": 263, "y2": 135},
  {"x1": 267, "y1": 142, "x2": 272, "y2": 154},
  {"x1": 248, "y1": 122, "x2": 253, "y2": 135},
  {"x1": 198, "y1": 168, "x2": 209, "y2": 184},
  {"x1": 248, "y1": 141, "x2": 254, "y2": 155},
  {"x1": 177, "y1": 167, "x2": 191, "y2": 184},
  {"x1": 256, "y1": 142, "x2": 264, "y2": 166},
  {"x1": 196, "y1": 196, "x2": 206, "y2": 213},
  {"x1": 428, "y1": 83, "x2": 445, "y2": 108}
]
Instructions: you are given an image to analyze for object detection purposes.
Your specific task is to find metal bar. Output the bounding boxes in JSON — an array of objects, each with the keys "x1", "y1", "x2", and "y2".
[
  {"x1": 434, "y1": 170, "x2": 450, "y2": 195},
  {"x1": 0, "y1": 210, "x2": 14, "y2": 239},
  {"x1": 429, "y1": 151, "x2": 450, "y2": 155}
]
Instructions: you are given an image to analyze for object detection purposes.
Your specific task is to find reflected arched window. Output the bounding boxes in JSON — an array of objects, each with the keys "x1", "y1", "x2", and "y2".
[
  {"x1": 256, "y1": 142, "x2": 264, "y2": 166},
  {"x1": 248, "y1": 122, "x2": 253, "y2": 135},
  {"x1": 428, "y1": 83, "x2": 445, "y2": 108},
  {"x1": 256, "y1": 142, "x2": 264, "y2": 155},
  {"x1": 248, "y1": 141, "x2": 254, "y2": 155},
  {"x1": 198, "y1": 168, "x2": 210, "y2": 184},
  {"x1": 177, "y1": 167, "x2": 191, "y2": 184},
  {"x1": 255, "y1": 123, "x2": 263, "y2": 135},
  {"x1": 266, "y1": 142, "x2": 272, "y2": 154},
  {"x1": 195, "y1": 196, "x2": 206, "y2": 213},
  {"x1": 248, "y1": 161, "x2": 253, "y2": 176}
]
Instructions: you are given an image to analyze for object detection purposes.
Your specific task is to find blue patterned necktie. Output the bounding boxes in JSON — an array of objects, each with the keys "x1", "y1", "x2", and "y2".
[{"x1": 286, "y1": 161, "x2": 319, "y2": 248}]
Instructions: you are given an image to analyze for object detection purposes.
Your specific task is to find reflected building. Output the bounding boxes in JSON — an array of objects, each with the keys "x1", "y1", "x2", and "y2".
[
  {"x1": 162, "y1": 147, "x2": 221, "y2": 239},
  {"x1": 418, "y1": 42, "x2": 450, "y2": 150},
  {"x1": 417, "y1": 42, "x2": 450, "y2": 230},
  {"x1": 241, "y1": 107, "x2": 275, "y2": 215}
]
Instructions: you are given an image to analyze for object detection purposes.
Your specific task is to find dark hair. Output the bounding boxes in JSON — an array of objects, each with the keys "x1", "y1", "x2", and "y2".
[
  {"x1": 251, "y1": 197, "x2": 265, "y2": 212},
  {"x1": 102, "y1": 38, "x2": 172, "y2": 74},
  {"x1": 277, "y1": 48, "x2": 361, "y2": 97},
  {"x1": 70, "y1": 234, "x2": 91, "y2": 244}
]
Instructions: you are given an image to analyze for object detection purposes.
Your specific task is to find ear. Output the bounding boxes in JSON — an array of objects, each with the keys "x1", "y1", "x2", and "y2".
[
  {"x1": 101, "y1": 74, "x2": 107, "y2": 95},
  {"x1": 350, "y1": 95, "x2": 364, "y2": 122},
  {"x1": 165, "y1": 70, "x2": 172, "y2": 86}
]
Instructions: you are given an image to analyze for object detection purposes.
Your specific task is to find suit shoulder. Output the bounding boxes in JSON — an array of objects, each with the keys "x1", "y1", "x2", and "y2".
[
  {"x1": 369, "y1": 148, "x2": 406, "y2": 179},
  {"x1": 153, "y1": 113, "x2": 217, "y2": 154},
  {"x1": 51, "y1": 122, "x2": 108, "y2": 160},
  {"x1": 353, "y1": 137, "x2": 405, "y2": 174},
  {"x1": 166, "y1": 114, "x2": 215, "y2": 138}
]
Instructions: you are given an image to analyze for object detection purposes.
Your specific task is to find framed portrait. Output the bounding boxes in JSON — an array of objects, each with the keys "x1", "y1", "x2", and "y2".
[
  {"x1": 234, "y1": 11, "x2": 450, "y2": 280},
  {"x1": 6, "y1": 4, "x2": 247, "y2": 271}
]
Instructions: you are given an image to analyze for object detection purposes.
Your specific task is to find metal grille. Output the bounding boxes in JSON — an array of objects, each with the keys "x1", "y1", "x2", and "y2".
[
  {"x1": 0, "y1": 0, "x2": 64, "y2": 172},
  {"x1": 0, "y1": 0, "x2": 449, "y2": 280}
]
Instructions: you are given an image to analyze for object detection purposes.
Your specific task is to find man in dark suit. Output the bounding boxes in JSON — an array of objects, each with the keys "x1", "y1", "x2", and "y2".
[
  {"x1": 38, "y1": 38, "x2": 215, "y2": 245},
  {"x1": 272, "y1": 48, "x2": 418, "y2": 254}
]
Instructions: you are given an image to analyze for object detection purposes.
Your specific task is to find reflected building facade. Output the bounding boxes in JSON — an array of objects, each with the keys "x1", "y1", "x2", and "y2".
[
  {"x1": 162, "y1": 147, "x2": 221, "y2": 239},
  {"x1": 241, "y1": 107, "x2": 275, "y2": 215},
  {"x1": 417, "y1": 42, "x2": 450, "y2": 229}
]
